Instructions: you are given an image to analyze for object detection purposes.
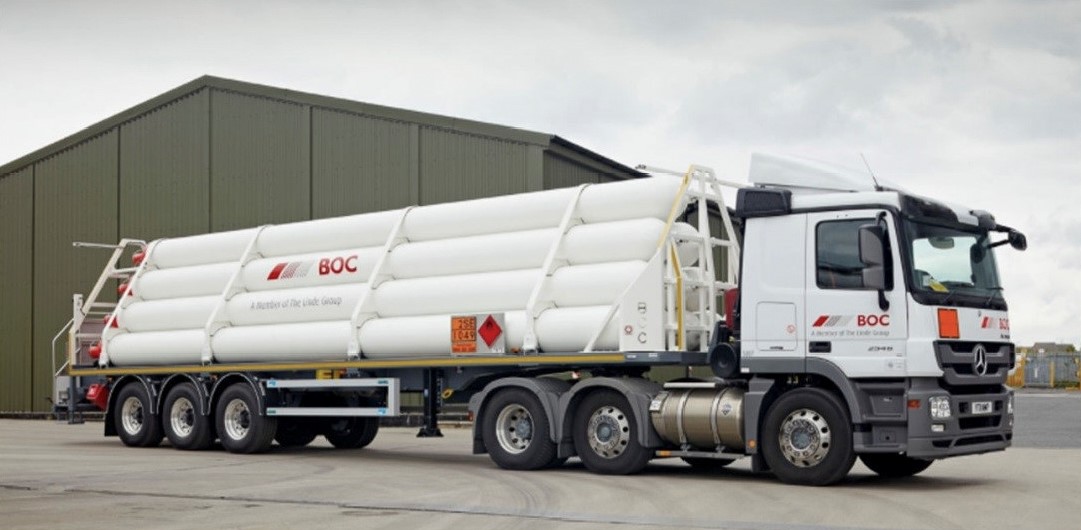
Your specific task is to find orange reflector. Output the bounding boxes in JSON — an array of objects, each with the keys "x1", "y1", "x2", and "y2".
[
  {"x1": 657, "y1": 450, "x2": 672, "y2": 457},
  {"x1": 938, "y1": 308, "x2": 960, "y2": 339},
  {"x1": 748, "y1": 439, "x2": 757, "y2": 449},
  {"x1": 907, "y1": 399, "x2": 921, "y2": 409}
]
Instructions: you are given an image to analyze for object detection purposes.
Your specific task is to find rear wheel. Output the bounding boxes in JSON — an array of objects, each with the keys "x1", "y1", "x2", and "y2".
[
  {"x1": 215, "y1": 383, "x2": 276, "y2": 454},
  {"x1": 573, "y1": 390, "x2": 652, "y2": 475},
  {"x1": 114, "y1": 383, "x2": 163, "y2": 448},
  {"x1": 860, "y1": 454, "x2": 933, "y2": 478},
  {"x1": 274, "y1": 418, "x2": 318, "y2": 447},
  {"x1": 162, "y1": 383, "x2": 213, "y2": 450},
  {"x1": 481, "y1": 388, "x2": 559, "y2": 470},
  {"x1": 761, "y1": 388, "x2": 855, "y2": 486},
  {"x1": 325, "y1": 417, "x2": 379, "y2": 449}
]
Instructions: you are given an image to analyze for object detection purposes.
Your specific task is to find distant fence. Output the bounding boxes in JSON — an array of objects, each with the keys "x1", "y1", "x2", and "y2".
[{"x1": 1010, "y1": 354, "x2": 1081, "y2": 388}]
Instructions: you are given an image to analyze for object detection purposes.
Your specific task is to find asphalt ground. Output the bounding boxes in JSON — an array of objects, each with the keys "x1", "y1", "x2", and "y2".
[{"x1": 1, "y1": 392, "x2": 1078, "y2": 530}]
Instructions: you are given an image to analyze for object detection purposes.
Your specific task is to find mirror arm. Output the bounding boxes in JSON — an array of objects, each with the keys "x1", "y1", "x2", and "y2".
[{"x1": 877, "y1": 290, "x2": 890, "y2": 311}]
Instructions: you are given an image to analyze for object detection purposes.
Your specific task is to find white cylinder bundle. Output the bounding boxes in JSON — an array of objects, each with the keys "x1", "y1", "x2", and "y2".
[{"x1": 106, "y1": 176, "x2": 696, "y2": 366}]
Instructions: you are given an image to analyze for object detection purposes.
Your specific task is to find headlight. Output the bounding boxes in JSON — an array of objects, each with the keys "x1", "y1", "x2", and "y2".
[
  {"x1": 929, "y1": 396, "x2": 952, "y2": 419},
  {"x1": 1007, "y1": 392, "x2": 1014, "y2": 415}
]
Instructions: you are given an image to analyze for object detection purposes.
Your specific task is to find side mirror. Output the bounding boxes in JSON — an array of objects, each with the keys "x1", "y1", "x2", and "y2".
[
  {"x1": 858, "y1": 225, "x2": 887, "y2": 290},
  {"x1": 1008, "y1": 230, "x2": 1027, "y2": 251}
]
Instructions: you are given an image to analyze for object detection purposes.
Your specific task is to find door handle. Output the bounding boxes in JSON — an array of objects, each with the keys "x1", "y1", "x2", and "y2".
[{"x1": 809, "y1": 341, "x2": 831, "y2": 353}]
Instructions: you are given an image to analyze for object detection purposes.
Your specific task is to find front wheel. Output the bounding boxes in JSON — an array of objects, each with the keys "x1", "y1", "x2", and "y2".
[
  {"x1": 860, "y1": 454, "x2": 933, "y2": 478},
  {"x1": 572, "y1": 390, "x2": 652, "y2": 475},
  {"x1": 215, "y1": 383, "x2": 276, "y2": 454},
  {"x1": 481, "y1": 388, "x2": 558, "y2": 470},
  {"x1": 761, "y1": 388, "x2": 855, "y2": 486}
]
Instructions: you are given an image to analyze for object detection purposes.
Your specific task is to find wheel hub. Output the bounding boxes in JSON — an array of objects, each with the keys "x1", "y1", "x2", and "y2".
[
  {"x1": 120, "y1": 396, "x2": 144, "y2": 435},
  {"x1": 779, "y1": 408, "x2": 831, "y2": 468},
  {"x1": 170, "y1": 397, "x2": 196, "y2": 438},
  {"x1": 495, "y1": 404, "x2": 533, "y2": 454},
  {"x1": 586, "y1": 406, "x2": 630, "y2": 459},
  {"x1": 223, "y1": 398, "x2": 251, "y2": 441}
]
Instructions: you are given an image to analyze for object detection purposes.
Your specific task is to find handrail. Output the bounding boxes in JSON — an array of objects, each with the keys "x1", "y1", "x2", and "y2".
[{"x1": 51, "y1": 318, "x2": 75, "y2": 378}]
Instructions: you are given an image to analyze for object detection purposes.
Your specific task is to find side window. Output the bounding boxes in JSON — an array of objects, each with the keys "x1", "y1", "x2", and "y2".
[{"x1": 816, "y1": 219, "x2": 874, "y2": 290}]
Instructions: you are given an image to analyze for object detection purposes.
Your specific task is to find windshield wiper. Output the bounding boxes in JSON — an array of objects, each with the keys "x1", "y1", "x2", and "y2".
[{"x1": 984, "y1": 286, "x2": 1004, "y2": 308}]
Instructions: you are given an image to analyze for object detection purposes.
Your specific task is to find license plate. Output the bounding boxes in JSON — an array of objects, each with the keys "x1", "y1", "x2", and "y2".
[{"x1": 972, "y1": 401, "x2": 993, "y2": 415}]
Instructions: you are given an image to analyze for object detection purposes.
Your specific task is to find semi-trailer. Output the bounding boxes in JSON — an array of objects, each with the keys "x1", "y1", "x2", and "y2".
[{"x1": 54, "y1": 153, "x2": 1025, "y2": 485}]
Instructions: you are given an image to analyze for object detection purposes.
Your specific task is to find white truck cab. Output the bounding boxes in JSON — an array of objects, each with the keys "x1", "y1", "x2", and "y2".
[{"x1": 734, "y1": 154, "x2": 1024, "y2": 479}]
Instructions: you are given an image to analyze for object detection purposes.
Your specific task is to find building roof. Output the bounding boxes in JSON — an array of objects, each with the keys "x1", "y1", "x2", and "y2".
[{"x1": 0, "y1": 75, "x2": 645, "y2": 179}]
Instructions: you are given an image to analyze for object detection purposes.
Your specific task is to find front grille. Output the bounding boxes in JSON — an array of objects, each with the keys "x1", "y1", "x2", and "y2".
[
  {"x1": 959, "y1": 416, "x2": 1001, "y2": 430},
  {"x1": 935, "y1": 341, "x2": 1013, "y2": 386}
]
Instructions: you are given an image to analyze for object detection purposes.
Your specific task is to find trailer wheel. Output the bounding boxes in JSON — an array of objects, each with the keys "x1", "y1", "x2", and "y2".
[
  {"x1": 682, "y1": 457, "x2": 736, "y2": 471},
  {"x1": 572, "y1": 390, "x2": 651, "y2": 475},
  {"x1": 481, "y1": 388, "x2": 558, "y2": 470},
  {"x1": 275, "y1": 419, "x2": 318, "y2": 448},
  {"x1": 162, "y1": 383, "x2": 213, "y2": 450},
  {"x1": 114, "y1": 383, "x2": 164, "y2": 448},
  {"x1": 761, "y1": 388, "x2": 855, "y2": 486},
  {"x1": 325, "y1": 417, "x2": 379, "y2": 449},
  {"x1": 215, "y1": 383, "x2": 276, "y2": 454},
  {"x1": 859, "y1": 454, "x2": 933, "y2": 478}
]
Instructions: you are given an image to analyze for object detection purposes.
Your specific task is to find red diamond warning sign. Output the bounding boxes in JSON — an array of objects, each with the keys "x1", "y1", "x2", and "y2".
[
  {"x1": 479, "y1": 315, "x2": 503, "y2": 347},
  {"x1": 450, "y1": 313, "x2": 506, "y2": 355}
]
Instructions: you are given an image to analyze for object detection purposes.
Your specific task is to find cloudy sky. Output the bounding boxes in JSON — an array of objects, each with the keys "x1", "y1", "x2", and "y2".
[{"x1": 1, "y1": 0, "x2": 1078, "y2": 346}]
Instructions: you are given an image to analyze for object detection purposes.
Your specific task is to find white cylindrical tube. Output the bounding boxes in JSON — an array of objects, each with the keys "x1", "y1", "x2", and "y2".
[
  {"x1": 373, "y1": 269, "x2": 538, "y2": 317},
  {"x1": 150, "y1": 229, "x2": 257, "y2": 269},
  {"x1": 120, "y1": 296, "x2": 218, "y2": 332},
  {"x1": 547, "y1": 261, "x2": 646, "y2": 307},
  {"x1": 211, "y1": 321, "x2": 353, "y2": 363},
  {"x1": 535, "y1": 306, "x2": 620, "y2": 352},
  {"x1": 578, "y1": 176, "x2": 686, "y2": 223},
  {"x1": 255, "y1": 210, "x2": 401, "y2": 257},
  {"x1": 388, "y1": 228, "x2": 557, "y2": 279},
  {"x1": 227, "y1": 285, "x2": 365, "y2": 326},
  {"x1": 136, "y1": 263, "x2": 235, "y2": 300},
  {"x1": 403, "y1": 188, "x2": 576, "y2": 241},
  {"x1": 107, "y1": 329, "x2": 205, "y2": 366},
  {"x1": 242, "y1": 247, "x2": 381, "y2": 291}
]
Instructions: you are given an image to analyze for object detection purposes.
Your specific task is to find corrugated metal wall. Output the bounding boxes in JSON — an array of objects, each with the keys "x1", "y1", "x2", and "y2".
[
  {"x1": 210, "y1": 90, "x2": 311, "y2": 231},
  {"x1": 120, "y1": 89, "x2": 210, "y2": 239},
  {"x1": 0, "y1": 82, "x2": 640, "y2": 412},
  {"x1": 0, "y1": 168, "x2": 34, "y2": 411},
  {"x1": 311, "y1": 109, "x2": 414, "y2": 216},
  {"x1": 33, "y1": 132, "x2": 119, "y2": 412}
]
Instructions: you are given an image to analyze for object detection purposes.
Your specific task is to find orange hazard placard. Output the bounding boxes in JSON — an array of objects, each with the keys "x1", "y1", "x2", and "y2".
[{"x1": 451, "y1": 316, "x2": 478, "y2": 353}]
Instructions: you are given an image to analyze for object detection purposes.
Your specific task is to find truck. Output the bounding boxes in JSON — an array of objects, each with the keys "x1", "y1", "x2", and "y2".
[{"x1": 53, "y1": 153, "x2": 1026, "y2": 486}]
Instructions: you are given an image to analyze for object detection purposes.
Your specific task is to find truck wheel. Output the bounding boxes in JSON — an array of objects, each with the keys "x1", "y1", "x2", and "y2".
[
  {"x1": 162, "y1": 383, "x2": 213, "y2": 450},
  {"x1": 761, "y1": 388, "x2": 855, "y2": 486},
  {"x1": 275, "y1": 419, "x2": 318, "y2": 447},
  {"x1": 682, "y1": 457, "x2": 736, "y2": 471},
  {"x1": 215, "y1": 383, "x2": 276, "y2": 454},
  {"x1": 325, "y1": 417, "x2": 379, "y2": 449},
  {"x1": 860, "y1": 454, "x2": 933, "y2": 478},
  {"x1": 481, "y1": 388, "x2": 558, "y2": 470},
  {"x1": 114, "y1": 383, "x2": 164, "y2": 448},
  {"x1": 572, "y1": 390, "x2": 652, "y2": 475}
]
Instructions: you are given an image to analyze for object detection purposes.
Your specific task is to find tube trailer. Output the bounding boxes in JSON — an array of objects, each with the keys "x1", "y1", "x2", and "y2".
[{"x1": 54, "y1": 154, "x2": 1026, "y2": 485}]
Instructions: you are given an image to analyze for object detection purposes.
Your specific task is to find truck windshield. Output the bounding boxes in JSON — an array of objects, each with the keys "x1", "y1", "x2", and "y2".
[{"x1": 903, "y1": 219, "x2": 1005, "y2": 309}]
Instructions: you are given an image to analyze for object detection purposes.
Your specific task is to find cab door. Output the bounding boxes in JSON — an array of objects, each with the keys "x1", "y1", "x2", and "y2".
[{"x1": 804, "y1": 210, "x2": 908, "y2": 378}]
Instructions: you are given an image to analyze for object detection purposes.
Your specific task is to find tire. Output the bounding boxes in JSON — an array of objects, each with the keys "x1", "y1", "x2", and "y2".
[
  {"x1": 682, "y1": 457, "x2": 736, "y2": 471},
  {"x1": 275, "y1": 418, "x2": 318, "y2": 448},
  {"x1": 761, "y1": 388, "x2": 855, "y2": 486},
  {"x1": 113, "y1": 383, "x2": 164, "y2": 448},
  {"x1": 325, "y1": 417, "x2": 379, "y2": 449},
  {"x1": 215, "y1": 383, "x2": 276, "y2": 454},
  {"x1": 860, "y1": 454, "x2": 933, "y2": 478},
  {"x1": 162, "y1": 383, "x2": 213, "y2": 450},
  {"x1": 481, "y1": 388, "x2": 559, "y2": 471},
  {"x1": 572, "y1": 390, "x2": 652, "y2": 475}
]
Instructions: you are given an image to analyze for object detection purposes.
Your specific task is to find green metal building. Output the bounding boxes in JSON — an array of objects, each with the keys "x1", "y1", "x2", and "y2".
[{"x1": 0, "y1": 76, "x2": 650, "y2": 413}]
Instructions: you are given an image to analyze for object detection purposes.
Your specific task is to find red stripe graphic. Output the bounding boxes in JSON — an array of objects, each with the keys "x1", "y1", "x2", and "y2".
[
  {"x1": 267, "y1": 263, "x2": 287, "y2": 280},
  {"x1": 813, "y1": 315, "x2": 830, "y2": 327}
]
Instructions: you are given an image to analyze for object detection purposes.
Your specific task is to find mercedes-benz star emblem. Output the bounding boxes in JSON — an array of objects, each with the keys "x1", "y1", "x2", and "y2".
[{"x1": 973, "y1": 344, "x2": 989, "y2": 376}]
